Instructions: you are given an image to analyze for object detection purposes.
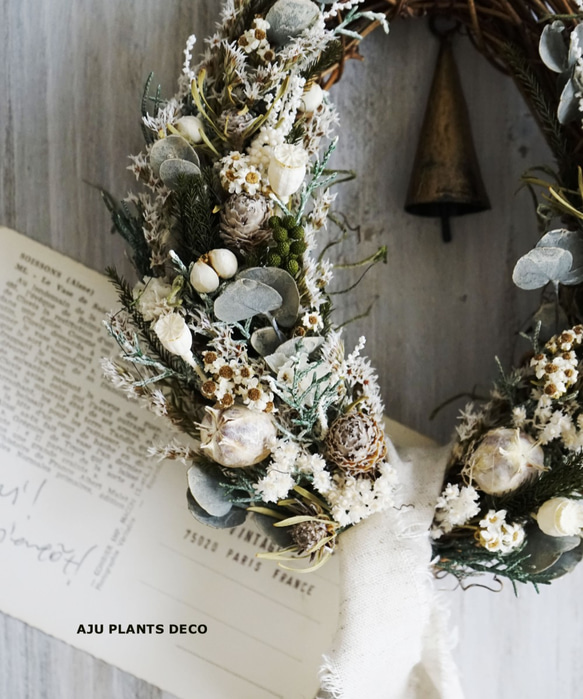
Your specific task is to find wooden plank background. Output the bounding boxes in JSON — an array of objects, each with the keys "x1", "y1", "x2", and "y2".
[{"x1": 2, "y1": 1, "x2": 582, "y2": 697}]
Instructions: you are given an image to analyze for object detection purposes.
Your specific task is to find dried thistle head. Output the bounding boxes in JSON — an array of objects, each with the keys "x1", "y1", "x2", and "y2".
[{"x1": 324, "y1": 411, "x2": 387, "y2": 474}]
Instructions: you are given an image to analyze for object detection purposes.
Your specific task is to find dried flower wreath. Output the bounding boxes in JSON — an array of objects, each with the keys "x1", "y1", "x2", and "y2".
[{"x1": 103, "y1": 0, "x2": 583, "y2": 588}]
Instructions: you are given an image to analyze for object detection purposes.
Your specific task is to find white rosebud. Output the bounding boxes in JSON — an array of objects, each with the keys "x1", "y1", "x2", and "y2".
[
  {"x1": 153, "y1": 313, "x2": 194, "y2": 365},
  {"x1": 208, "y1": 248, "x2": 238, "y2": 279},
  {"x1": 299, "y1": 83, "x2": 323, "y2": 113},
  {"x1": 175, "y1": 115, "x2": 204, "y2": 144},
  {"x1": 190, "y1": 259, "x2": 220, "y2": 293},
  {"x1": 200, "y1": 404, "x2": 277, "y2": 468},
  {"x1": 536, "y1": 497, "x2": 583, "y2": 537},
  {"x1": 467, "y1": 428, "x2": 544, "y2": 495},
  {"x1": 268, "y1": 143, "x2": 309, "y2": 199}
]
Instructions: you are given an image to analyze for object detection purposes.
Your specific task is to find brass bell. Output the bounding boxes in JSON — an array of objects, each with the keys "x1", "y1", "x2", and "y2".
[{"x1": 405, "y1": 32, "x2": 490, "y2": 242}]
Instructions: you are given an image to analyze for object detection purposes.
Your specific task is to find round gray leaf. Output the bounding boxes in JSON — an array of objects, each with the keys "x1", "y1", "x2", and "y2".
[
  {"x1": 512, "y1": 247, "x2": 573, "y2": 290},
  {"x1": 187, "y1": 464, "x2": 232, "y2": 517},
  {"x1": 187, "y1": 490, "x2": 247, "y2": 529},
  {"x1": 159, "y1": 158, "x2": 201, "y2": 190},
  {"x1": 238, "y1": 267, "x2": 300, "y2": 327},
  {"x1": 266, "y1": 0, "x2": 321, "y2": 46},
  {"x1": 214, "y1": 278, "x2": 282, "y2": 322},
  {"x1": 149, "y1": 135, "x2": 200, "y2": 177},
  {"x1": 539, "y1": 21, "x2": 567, "y2": 73},
  {"x1": 537, "y1": 228, "x2": 583, "y2": 285}
]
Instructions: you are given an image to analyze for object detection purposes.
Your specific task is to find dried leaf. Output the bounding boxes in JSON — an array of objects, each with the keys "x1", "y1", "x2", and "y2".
[
  {"x1": 520, "y1": 526, "x2": 580, "y2": 574},
  {"x1": 537, "y1": 228, "x2": 583, "y2": 285},
  {"x1": 187, "y1": 464, "x2": 232, "y2": 517},
  {"x1": 264, "y1": 336, "x2": 324, "y2": 373},
  {"x1": 214, "y1": 278, "x2": 282, "y2": 322},
  {"x1": 539, "y1": 21, "x2": 567, "y2": 73},
  {"x1": 251, "y1": 327, "x2": 281, "y2": 356},
  {"x1": 265, "y1": 0, "x2": 321, "y2": 46},
  {"x1": 558, "y1": 77, "x2": 579, "y2": 125},
  {"x1": 159, "y1": 158, "x2": 201, "y2": 190},
  {"x1": 186, "y1": 490, "x2": 247, "y2": 529},
  {"x1": 150, "y1": 135, "x2": 200, "y2": 177},
  {"x1": 512, "y1": 247, "x2": 573, "y2": 290},
  {"x1": 238, "y1": 267, "x2": 300, "y2": 327}
]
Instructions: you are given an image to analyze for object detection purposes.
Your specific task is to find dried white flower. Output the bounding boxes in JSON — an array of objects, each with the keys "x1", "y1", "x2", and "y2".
[
  {"x1": 536, "y1": 497, "x2": 583, "y2": 537},
  {"x1": 268, "y1": 143, "x2": 309, "y2": 198},
  {"x1": 153, "y1": 313, "x2": 195, "y2": 366}
]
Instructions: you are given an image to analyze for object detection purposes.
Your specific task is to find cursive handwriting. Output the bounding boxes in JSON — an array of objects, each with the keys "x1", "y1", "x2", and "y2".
[
  {"x1": 0, "y1": 520, "x2": 97, "y2": 578},
  {"x1": 0, "y1": 478, "x2": 46, "y2": 508}
]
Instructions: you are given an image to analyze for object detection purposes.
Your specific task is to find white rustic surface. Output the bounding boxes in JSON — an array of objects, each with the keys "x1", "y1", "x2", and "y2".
[{"x1": 1, "y1": 1, "x2": 580, "y2": 697}]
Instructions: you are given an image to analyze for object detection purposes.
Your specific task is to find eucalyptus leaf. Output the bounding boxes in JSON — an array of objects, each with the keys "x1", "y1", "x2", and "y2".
[
  {"x1": 214, "y1": 278, "x2": 282, "y2": 322},
  {"x1": 558, "y1": 77, "x2": 579, "y2": 125},
  {"x1": 238, "y1": 267, "x2": 300, "y2": 327},
  {"x1": 253, "y1": 512, "x2": 293, "y2": 548},
  {"x1": 159, "y1": 158, "x2": 201, "y2": 190},
  {"x1": 537, "y1": 228, "x2": 583, "y2": 285},
  {"x1": 512, "y1": 247, "x2": 573, "y2": 290},
  {"x1": 520, "y1": 526, "x2": 580, "y2": 575},
  {"x1": 251, "y1": 327, "x2": 282, "y2": 357},
  {"x1": 541, "y1": 539, "x2": 583, "y2": 580},
  {"x1": 149, "y1": 135, "x2": 200, "y2": 177},
  {"x1": 186, "y1": 490, "x2": 247, "y2": 529},
  {"x1": 265, "y1": 0, "x2": 321, "y2": 46},
  {"x1": 539, "y1": 21, "x2": 567, "y2": 73},
  {"x1": 264, "y1": 336, "x2": 324, "y2": 373},
  {"x1": 187, "y1": 464, "x2": 232, "y2": 517}
]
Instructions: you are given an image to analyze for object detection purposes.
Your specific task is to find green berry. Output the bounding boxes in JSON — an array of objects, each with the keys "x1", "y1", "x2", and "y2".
[
  {"x1": 273, "y1": 228, "x2": 288, "y2": 243},
  {"x1": 268, "y1": 253, "x2": 282, "y2": 267},
  {"x1": 286, "y1": 259, "x2": 300, "y2": 276},
  {"x1": 268, "y1": 215, "x2": 281, "y2": 229},
  {"x1": 289, "y1": 226, "x2": 304, "y2": 240},
  {"x1": 290, "y1": 240, "x2": 307, "y2": 255},
  {"x1": 282, "y1": 215, "x2": 296, "y2": 229},
  {"x1": 277, "y1": 240, "x2": 291, "y2": 256}
]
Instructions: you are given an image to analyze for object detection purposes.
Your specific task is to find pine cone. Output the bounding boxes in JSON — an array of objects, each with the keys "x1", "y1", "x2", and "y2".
[
  {"x1": 220, "y1": 193, "x2": 272, "y2": 251},
  {"x1": 325, "y1": 412, "x2": 387, "y2": 474}
]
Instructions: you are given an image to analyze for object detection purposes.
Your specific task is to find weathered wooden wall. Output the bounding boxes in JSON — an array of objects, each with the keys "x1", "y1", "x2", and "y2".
[{"x1": 2, "y1": 1, "x2": 582, "y2": 697}]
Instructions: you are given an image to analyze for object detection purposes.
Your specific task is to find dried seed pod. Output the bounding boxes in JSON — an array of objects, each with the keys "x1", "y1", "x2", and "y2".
[
  {"x1": 190, "y1": 259, "x2": 220, "y2": 294},
  {"x1": 467, "y1": 428, "x2": 544, "y2": 495},
  {"x1": 175, "y1": 115, "x2": 205, "y2": 144},
  {"x1": 268, "y1": 143, "x2": 309, "y2": 199},
  {"x1": 208, "y1": 249, "x2": 238, "y2": 279},
  {"x1": 199, "y1": 405, "x2": 277, "y2": 467}
]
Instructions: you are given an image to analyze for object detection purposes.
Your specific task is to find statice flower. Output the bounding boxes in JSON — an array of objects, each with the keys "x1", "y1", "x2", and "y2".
[{"x1": 431, "y1": 484, "x2": 480, "y2": 539}]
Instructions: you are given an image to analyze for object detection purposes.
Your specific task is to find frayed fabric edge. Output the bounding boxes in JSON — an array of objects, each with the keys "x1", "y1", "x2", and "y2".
[{"x1": 317, "y1": 655, "x2": 343, "y2": 699}]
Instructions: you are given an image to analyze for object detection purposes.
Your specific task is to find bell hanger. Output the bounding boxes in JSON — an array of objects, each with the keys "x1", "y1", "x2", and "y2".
[{"x1": 404, "y1": 17, "x2": 491, "y2": 242}]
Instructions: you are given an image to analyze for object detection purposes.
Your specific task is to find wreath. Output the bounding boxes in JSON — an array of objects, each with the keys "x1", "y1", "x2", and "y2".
[{"x1": 102, "y1": 0, "x2": 583, "y2": 593}]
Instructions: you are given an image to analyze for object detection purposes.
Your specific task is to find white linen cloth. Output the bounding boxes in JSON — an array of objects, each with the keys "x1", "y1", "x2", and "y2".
[{"x1": 318, "y1": 440, "x2": 464, "y2": 699}]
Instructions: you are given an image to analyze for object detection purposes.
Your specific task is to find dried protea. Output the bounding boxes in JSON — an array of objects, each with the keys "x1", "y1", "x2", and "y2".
[
  {"x1": 325, "y1": 411, "x2": 387, "y2": 474},
  {"x1": 217, "y1": 109, "x2": 256, "y2": 149},
  {"x1": 220, "y1": 193, "x2": 272, "y2": 251},
  {"x1": 290, "y1": 519, "x2": 334, "y2": 555}
]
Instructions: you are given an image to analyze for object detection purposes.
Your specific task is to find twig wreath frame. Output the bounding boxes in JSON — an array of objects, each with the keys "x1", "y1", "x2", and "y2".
[{"x1": 103, "y1": 0, "x2": 583, "y2": 589}]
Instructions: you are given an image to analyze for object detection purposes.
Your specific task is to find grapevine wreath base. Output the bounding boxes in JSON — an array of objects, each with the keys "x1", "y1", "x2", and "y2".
[{"x1": 102, "y1": 1, "x2": 583, "y2": 697}]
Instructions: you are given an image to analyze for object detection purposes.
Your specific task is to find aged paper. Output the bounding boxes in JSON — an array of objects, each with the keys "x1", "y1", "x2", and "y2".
[
  {"x1": 0, "y1": 227, "x2": 339, "y2": 699},
  {"x1": 0, "y1": 227, "x2": 434, "y2": 699}
]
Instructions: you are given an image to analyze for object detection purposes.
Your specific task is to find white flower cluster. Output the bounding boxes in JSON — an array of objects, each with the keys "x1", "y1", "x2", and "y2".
[
  {"x1": 343, "y1": 337, "x2": 384, "y2": 420},
  {"x1": 219, "y1": 152, "x2": 263, "y2": 195},
  {"x1": 238, "y1": 18, "x2": 275, "y2": 62},
  {"x1": 431, "y1": 484, "x2": 480, "y2": 539},
  {"x1": 531, "y1": 329, "x2": 581, "y2": 400},
  {"x1": 254, "y1": 441, "x2": 333, "y2": 503},
  {"x1": 476, "y1": 510, "x2": 525, "y2": 554},
  {"x1": 201, "y1": 349, "x2": 274, "y2": 412},
  {"x1": 324, "y1": 462, "x2": 398, "y2": 527}
]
